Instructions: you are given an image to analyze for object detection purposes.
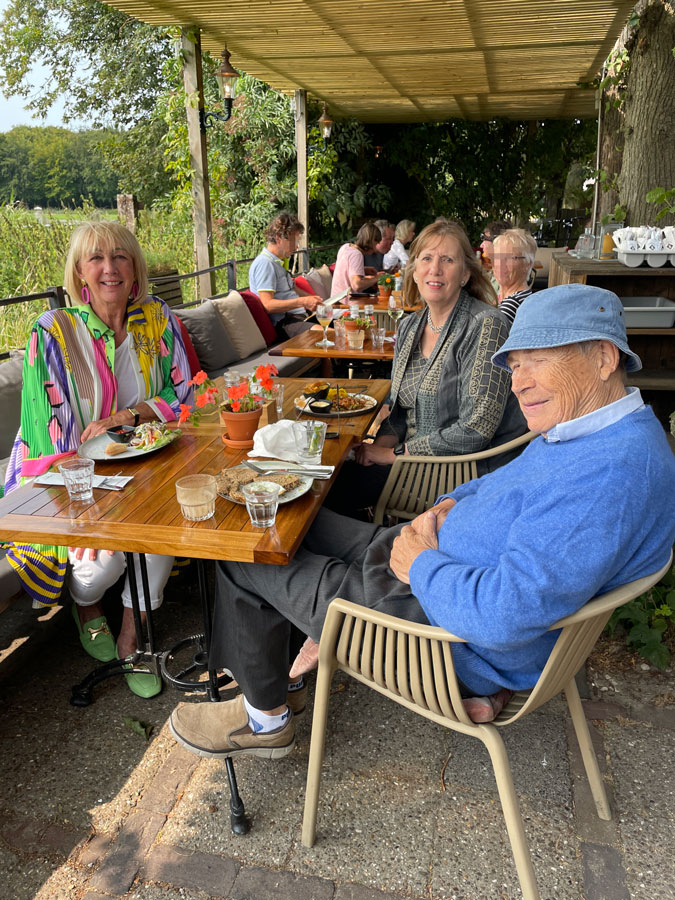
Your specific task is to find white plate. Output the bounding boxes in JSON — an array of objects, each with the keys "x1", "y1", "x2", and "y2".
[
  {"x1": 77, "y1": 430, "x2": 181, "y2": 461},
  {"x1": 294, "y1": 393, "x2": 377, "y2": 418},
  {"x1": 217, "y1": 463, "x2": 314, "y2": 505}
]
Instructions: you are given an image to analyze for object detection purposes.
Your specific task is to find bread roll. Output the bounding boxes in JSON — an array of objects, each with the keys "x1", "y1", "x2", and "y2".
[{"x1": 105, "y1": 442, "x2": 128, "y2": 456}]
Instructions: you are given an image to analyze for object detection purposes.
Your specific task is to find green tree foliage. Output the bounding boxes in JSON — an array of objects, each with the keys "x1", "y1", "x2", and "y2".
[
  {"x1": 371, "y1": 118, "x2": 596, "y2": 240},
  {"x1": 0, "y1": 126, "x2": 118, "y2": 206}
]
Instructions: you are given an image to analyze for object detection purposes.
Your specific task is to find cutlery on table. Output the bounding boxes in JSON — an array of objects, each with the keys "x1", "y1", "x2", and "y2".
[{"x1": 242, "y1": 460, "x2": 332, "y2": 479}]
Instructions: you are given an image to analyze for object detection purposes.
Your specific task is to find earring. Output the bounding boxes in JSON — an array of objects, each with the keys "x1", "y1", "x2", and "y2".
[
  {"x1": 461, "y1": 280, "x2": 466, "y2": 287},
  {"x1": 80, "y1": 281, "x2": 90, "y2": 305}
]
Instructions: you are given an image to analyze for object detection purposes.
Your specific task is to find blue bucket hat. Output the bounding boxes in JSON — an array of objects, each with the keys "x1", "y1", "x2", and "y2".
[{"x1": 491, "y1": 284, "x2": 642, "y2": 372}]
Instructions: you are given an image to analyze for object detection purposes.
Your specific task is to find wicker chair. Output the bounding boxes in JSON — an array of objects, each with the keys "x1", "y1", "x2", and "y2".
[
  {"x1": 301, "y1": 553, "x2": 672, "y2": 900},
  {"x1": 372, "y1": 430, "x2": 537, "y2": 524}
]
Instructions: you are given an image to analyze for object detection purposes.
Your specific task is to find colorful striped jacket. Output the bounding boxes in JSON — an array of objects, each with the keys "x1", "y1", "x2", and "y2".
[{"x1": 3, "y1": 296, "x2": 193, "y2": 606}]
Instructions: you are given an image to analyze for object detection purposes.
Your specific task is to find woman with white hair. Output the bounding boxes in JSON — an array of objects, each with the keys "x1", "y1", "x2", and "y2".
[
  {"x1": 492, "y1": 228, "x2": 538, "y2": 323},
  {"x1": 3, "y1": 221, "x2": 193, "y2": 696},
  {"x1": 383, "y1": 219, "x2": 416, "y2": 270}
]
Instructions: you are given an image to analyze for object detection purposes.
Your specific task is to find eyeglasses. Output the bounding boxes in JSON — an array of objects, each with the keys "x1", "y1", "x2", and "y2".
[
  {"x1": 480, "y1": 233, "x2": 493, "y2": 242},
  {"x1": 494, "y1": 255, "x2": 527, "y2": 262}
]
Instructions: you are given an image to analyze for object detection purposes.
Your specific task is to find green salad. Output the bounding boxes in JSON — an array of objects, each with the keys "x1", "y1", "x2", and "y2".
[{"x1": 129, "y1": 422, "x2": 181, "y2": 451}]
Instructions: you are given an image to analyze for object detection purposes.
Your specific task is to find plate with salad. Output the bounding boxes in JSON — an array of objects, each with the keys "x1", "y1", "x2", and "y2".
[{"x1": 78, "y1": 422, "x2": 182, "y2": 461}]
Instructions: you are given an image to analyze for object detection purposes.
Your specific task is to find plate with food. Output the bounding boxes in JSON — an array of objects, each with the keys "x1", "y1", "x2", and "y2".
[
  {"x1": 216, "y1": 463, "x2": 314, "y2": 505},
  {"x1": 78, "y1": 422, "x2": 182, "y2": 460},
  {"x1": 295, "y1": 387, "x2": 377, "y2": 417}
]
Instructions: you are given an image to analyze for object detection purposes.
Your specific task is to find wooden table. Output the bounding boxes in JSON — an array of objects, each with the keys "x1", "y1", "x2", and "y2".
[
  {"x1": 0, "y1": 425, "x2": 356, "y2": 566},
  {"x1": 269, "y1": 328, "x2": 395, "y2": 363}
]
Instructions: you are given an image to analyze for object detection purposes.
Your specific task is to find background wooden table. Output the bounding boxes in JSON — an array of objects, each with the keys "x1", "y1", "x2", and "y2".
[{"x1": 268, "y1": 329, "x2": 395, "y2": 362}]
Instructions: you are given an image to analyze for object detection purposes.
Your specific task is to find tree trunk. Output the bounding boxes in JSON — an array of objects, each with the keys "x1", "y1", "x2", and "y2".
[
  {"x1": 598, "y1": 101, "x2": 624, "y2": 221},
  {"x1": 619, "y1": 1, "x2": 675, "y2": 225}
]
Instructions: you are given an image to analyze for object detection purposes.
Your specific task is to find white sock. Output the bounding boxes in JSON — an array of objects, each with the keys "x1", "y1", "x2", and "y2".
[
  {"x1": 244, "y1": 697, "x2": 290, "y2": 733},
  {"x1": 288, "y1": 677, "x2": 304, "y2": 692}
]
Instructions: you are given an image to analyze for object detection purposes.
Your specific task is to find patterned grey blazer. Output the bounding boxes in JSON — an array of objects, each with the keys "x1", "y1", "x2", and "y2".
[{"x1": 378, "y1": 290, "x2": 526, "y2": 472}]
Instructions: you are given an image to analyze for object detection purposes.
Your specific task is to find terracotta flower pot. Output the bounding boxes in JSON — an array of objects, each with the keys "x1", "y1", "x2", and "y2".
[
  {"x1": 378, "y1": 285, "x2": 392, "y2": 301},
  {"x1": 220, "y1": 407, "x2": 263, "y2": 449},
  {"x1": 344, "y1": 318, "x2": 359, "y2": 332}
]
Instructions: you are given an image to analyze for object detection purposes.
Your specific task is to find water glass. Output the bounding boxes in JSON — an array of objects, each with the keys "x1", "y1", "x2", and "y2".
[
  {"x1": 292, "y1": 420, "x2": 327, "y2": 465},
  {"x1": 224, "y1": 369, "x2": 243, "y2": 389},
  {"x1": 364, "y1": 304, "x2": 374, "y2": 316},
  {"x1": 346, "y1": 329, "x2": 365, "y2": 350},
  {"x1": 333, "y1": 314, "x2": 346, "y2": 348},
  {"x1": 274, "y1": 382, "x2": 285, "y2": 415},
  {"x1": 175, "y1": 474, "x2": 217, "y2": 521},
  {"x1": 58, "y1": 458, "x2": 95, "y2": 503},
  {"x1": 372, "y1": 327, "x2": 386, "y2": 350},
  {"x1": 242, "y1": 481, "x2": 282, "y2": 528},
  {"x1": 349, "y1": 301, "x2": 360, "y2": 318}
]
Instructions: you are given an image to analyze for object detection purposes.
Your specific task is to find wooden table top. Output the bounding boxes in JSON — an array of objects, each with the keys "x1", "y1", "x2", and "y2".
[
  {"x1": 268, "y1": 329, "x2": 395, "y2": 361},
  {"x1": 0, "y1": 426, "x2": 355, "y2": 566},
  {"x1": 335, "y1": 301, "x2": 422, "y2": 313},
  {"x1": 0, "y1": 378, "x2": 391, "y2": 567}
]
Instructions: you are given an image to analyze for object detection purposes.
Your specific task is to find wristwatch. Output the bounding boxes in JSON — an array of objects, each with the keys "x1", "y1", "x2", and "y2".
[
  {"x1": 393, "y1": 442, "x2": 406, "y2": 456},
  {"x1": 127, "y1": 407, "x2": 140, "y2": 427}
]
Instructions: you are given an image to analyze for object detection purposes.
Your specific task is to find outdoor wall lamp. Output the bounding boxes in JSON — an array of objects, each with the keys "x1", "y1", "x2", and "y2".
[
  {"x1": 317, "y1": 103, "x2": 334, "y2": 149},
  {"x1": 200, "y1": 47, "x2": 240, "y2": 132}
]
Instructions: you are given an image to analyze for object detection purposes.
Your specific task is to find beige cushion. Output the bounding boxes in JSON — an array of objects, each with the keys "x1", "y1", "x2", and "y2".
[
  {"x1": 305, "y1": 265, "x2": 332, "y2": 299},
  {"x1": 174, "y1": 300, "x2": 239, "y2": 372},
  {"x1": 212, "y1": 291, "x2": 267, "y2": 359}
]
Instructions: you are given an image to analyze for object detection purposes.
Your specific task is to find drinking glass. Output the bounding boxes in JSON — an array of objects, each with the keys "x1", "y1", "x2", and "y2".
[
  {"x1": 315, "y1": 302, "x2": 334, "y2": 348},
  {"x1": 292, "y1": 420, "x2": 327, "y2": 465},
  {"x1": 346, "y1": 329, "x2": 365, "y2": 350},
  {"x1": 388, "y1": 293, "x2": 405, "y2": 330},
  {"x1": 242, "y1": 481, "x2": 282, "y2": 528},
  {"x1": 58, "y1": 458, "x2": 95, "y2": 503},
  {"x1": 333, "y1": 313, "x2": 346, "y2": 349},
  {"x1": 274, "y1": 382, "x2": 285, "y2": 416},
  {"x1": 371, "y1": 327, "x2": 386, "y2": 351},
  {"x1": 175, "y1": 474, "x2": 217, "y2": 521}
]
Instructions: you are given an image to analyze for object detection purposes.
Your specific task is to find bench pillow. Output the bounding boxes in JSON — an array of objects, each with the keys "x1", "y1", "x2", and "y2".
[
  {"x1": 293, "y1": 275, "x2": 315, "y2": 297},
  {"x1": 212, "y1": 292, "x2": 267, "y2": 359},
  {"x1": 239, "y1": 289, "x2": 277, "y2": 347},
  {"x1": 305, "y1": 265, "x2": 332, "y2": 299},
  {"x1": 175, "y1": 317, "x2": 202, "y2": 377},
  {"x1": 174, "y1": 300, "x2": 239, "y2": 373}
]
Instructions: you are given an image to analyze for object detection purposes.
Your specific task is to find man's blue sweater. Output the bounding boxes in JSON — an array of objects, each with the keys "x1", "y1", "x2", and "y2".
[{"x1": 409, "y1": 406, "x2": 675, "y2": 695}]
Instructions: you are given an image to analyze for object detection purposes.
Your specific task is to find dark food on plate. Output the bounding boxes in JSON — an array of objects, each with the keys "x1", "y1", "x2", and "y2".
[
  {"x1": 106, "y1": 424, "x2": 135, "y2": 443},
  {"x1": 303, "y1": 381, "x2": 330, "y2": 400},
  {"x1": 216, "y1": 467, "x2": 302, "y2": 503}
]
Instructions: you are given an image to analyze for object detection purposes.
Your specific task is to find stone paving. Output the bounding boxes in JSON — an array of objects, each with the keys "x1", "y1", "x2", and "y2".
[{"x1": 1, "y1": 577, "x2": 674, "y2": 900}]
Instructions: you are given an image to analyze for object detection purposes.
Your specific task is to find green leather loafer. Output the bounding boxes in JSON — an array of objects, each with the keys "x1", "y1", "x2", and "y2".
[{"x1": 71, "y1": 603, "x2": 116, "y2": 662}]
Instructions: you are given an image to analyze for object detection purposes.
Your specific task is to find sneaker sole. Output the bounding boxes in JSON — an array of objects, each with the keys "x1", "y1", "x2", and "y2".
[{"x1": 169, "y1": 719, "x2": 295, "y2": 760}]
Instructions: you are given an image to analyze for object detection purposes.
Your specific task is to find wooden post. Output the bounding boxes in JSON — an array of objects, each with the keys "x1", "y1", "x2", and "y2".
[
  {"x1": 295, "y1": 90, "x2": 309, "y2": 271},
  {"x1": 181, "y1": 27, "x2": 216, "y2": 299}
]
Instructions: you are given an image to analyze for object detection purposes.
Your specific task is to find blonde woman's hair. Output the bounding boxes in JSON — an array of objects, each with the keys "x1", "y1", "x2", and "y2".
[
  {"x1": 395, "y1": 219, "x2": 415, "y2": 242},
  {"x1": 493, "y1": 228, "x2": 538, "y2": 266},
  {"x1": 64, "y1": 221, "x2": 149, "y2": 304},
  {"x1": 403, "y1": 220, "x2": 497, "y2": 307}
]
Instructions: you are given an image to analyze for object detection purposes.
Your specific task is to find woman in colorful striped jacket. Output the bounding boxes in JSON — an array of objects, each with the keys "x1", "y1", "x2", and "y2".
[{"x1": 3, "y1": 221, "x2": 193, "y2": 697}]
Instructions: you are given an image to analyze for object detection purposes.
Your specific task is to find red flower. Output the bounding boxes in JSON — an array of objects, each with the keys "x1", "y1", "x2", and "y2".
[
  {"x1": 188, "y1": 370, "x2": 209, "y2": 386},
  {"x1": 195, "y1": 392, "x2": 210, "y2": 408},
  {"x1": 178, "y1": 404, "x2": 192, "y2": 424},
  {"x1": 230, "y1": 400, "x2": 241, "y2": 412}
]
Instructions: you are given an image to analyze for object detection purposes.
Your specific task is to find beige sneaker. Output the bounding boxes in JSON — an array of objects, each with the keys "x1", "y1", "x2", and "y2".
[{"x1": 170, "y1": 694, "x2": 295, "y2": 760}]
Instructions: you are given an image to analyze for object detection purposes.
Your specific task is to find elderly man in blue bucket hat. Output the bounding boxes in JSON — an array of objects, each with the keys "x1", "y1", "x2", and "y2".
[{"x1": 170, "y1": 284, "x2": 675, "y2": 760}]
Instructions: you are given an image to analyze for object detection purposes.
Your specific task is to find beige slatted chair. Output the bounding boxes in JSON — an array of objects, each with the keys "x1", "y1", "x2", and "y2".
[
  {"x1": 302, "y1": 553, "x2": 672, "y2": 900},
  {"x1": 372, "y1": 430, "x2": 537, "y2": 524}
]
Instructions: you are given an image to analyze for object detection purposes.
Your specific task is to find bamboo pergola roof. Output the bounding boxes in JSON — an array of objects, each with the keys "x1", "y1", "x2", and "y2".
[{"x1": 104, "y1": 0, "x2": 634, "y2": 121}]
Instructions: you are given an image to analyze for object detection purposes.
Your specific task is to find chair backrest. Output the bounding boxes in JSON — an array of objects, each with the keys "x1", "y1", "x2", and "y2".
[
  {"x1": 322, "y1": 551, "x2": 672, "y2": 731},
  {"x1": 372, "y1": 431, "x2": 537, "y2": 524}
]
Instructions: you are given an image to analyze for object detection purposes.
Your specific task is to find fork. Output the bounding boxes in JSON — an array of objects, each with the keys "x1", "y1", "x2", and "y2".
[{"x1": 98, "y1": 470, "x2": 123, "y2": 490}]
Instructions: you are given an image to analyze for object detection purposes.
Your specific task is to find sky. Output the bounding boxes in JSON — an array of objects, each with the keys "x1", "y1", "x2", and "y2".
[{"x1": 0, "y1": 0, "x2": 85, "y2": 132}]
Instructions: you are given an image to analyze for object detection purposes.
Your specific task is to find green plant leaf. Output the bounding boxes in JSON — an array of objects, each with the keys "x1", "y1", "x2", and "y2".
[{"x1": 123, "y1": 716, "x2": 154, "y2": 740}]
